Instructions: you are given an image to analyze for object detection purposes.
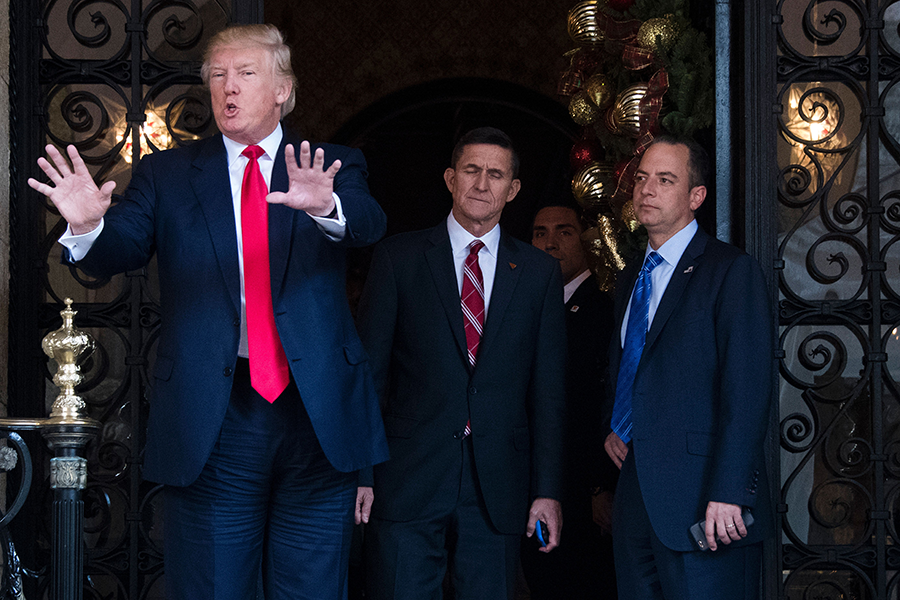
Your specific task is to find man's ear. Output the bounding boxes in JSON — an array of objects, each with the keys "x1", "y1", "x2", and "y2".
[
  {"x1": 689, "y1": 185, "x2": 707, "y2": 212},
  {"x1": 506, "y1": 179, "x2": 522, "y2": 204},
  {"x1": 443, "y1": 168, "x2": 456, "y2": 193},
  {"x1": 275, "y1": 79, "x2": 292, "y2": 106}
]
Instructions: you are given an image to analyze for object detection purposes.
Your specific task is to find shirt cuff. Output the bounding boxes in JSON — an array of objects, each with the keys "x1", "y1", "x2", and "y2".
[
  {"x1": 309, "y1": 193, "x2": 347, "y2": 241},
  {"x1": 59, "y1": 220, "x2": 104, "y2": 262}
]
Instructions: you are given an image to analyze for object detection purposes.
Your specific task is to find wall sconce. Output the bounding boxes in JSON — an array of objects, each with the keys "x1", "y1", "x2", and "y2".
[
  {"x1": 115, "y1": 109, "x2": 173, "y2": 163},
  {"x1": 783, "y1": 83, "x2": 846, "y2": 193}
]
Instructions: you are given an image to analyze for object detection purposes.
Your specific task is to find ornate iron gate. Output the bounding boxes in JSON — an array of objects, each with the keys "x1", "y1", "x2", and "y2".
[
  {"x1": 7, "y1": 2, "x2": 260, "y2": 597},
  {"x1": 771, "y1": 1, "x2": 900, "y2": 598}
]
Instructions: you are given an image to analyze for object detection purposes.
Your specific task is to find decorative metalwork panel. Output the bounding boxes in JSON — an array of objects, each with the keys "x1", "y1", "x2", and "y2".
[
  {"x1": 10, "y1": 1, "x2": 237, "y2": 598},
  {"x1": 775, "y1": 1, "x2": 900, "y2": 598}
]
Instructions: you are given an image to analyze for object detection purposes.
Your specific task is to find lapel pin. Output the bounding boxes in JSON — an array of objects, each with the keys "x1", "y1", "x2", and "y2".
[
  {"x1": 570, "y1": 305, "x2": 580, "y2": 313},
  {"x1": 684, "y1": 266, "x2": 694, "y2": 274},
  {"x1": 509, "y1": 262, "x2": 517, "y2": 269}
]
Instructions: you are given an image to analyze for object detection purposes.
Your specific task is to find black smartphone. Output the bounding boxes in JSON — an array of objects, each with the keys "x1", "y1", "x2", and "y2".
[
  {"x1": 689, "y1": 508, "x2": 754, "y2": 551},
  {"x1": 535, "y1": 520, "x2": 549, "y2": 547}
]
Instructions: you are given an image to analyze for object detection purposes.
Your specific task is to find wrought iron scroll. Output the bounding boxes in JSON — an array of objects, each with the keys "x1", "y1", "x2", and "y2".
[
  {"x1": 775, "y1": 1, "x2": 900, "y2": 598},
  {"x1": 0, "y1": 433, "x2": 35, "y2": 600}
]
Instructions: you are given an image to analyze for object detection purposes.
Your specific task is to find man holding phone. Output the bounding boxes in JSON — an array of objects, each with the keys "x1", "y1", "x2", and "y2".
[
  {"x1": 603, "y1": 137, "x2": 774, "y2": 599},
  {"x1": 356, "y1": 127, "x2": 566, "y2": 600}
]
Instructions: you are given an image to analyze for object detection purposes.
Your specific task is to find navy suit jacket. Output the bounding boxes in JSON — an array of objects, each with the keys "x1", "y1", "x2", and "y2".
[
  {"x1": 356, "y1": 223, "x2": 567, "y2": 534},
  {"x1": 77, "y1": 130, "x2": 390, "y2": 486},
  {"x1": 608, "y1": 226, "x2": 774, "y2": 551}
]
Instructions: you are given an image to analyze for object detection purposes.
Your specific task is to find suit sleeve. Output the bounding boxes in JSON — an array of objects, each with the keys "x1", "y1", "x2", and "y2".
[
  {"x1": 707, "y1": 254, "x2": 774, "y2": 507},
  {"x1": 528, "y1": 263, "x2": 568, "y2": 501},
  {"x1": 329, "y1": 147, "x2": 386, "y2": 248},
  {"x1": 356, "y1": 241, "x2": 398, "y2": 411},
  {"x1": 78, "y1": 152, "x2": 160, "y2": 277}
]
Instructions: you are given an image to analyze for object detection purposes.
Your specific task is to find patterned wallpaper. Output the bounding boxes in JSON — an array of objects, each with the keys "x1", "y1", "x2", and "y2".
[{"x1": 268, "y1": 0, "x2": 577, "y2": 142}]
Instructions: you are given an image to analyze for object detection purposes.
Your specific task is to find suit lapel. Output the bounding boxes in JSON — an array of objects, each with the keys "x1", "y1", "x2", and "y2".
[
  {"x1": 479, "y1": 231, "x2": 521, "y2": 359},
  {"x1": 191, "y1": 135, "x2": 242, "y2": 315},
  {"x1": 425, "y1": 225, "x2": 469, "y2": 361},
  {"x1": 644, "y1": 228, "x2": 708, "y2": 350}
]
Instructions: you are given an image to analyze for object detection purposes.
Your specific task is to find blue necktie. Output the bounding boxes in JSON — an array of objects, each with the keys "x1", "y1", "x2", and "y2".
[{"x1": 611, "y1": 251, "x2": 664, "y2": 443}]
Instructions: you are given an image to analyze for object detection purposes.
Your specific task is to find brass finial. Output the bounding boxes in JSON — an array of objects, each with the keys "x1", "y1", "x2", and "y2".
[{"x1": 42, "y1": 298, "x2": 96, "y2": 421}]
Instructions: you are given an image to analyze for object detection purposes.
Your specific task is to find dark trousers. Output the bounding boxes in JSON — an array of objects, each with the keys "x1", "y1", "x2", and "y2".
[
  {"x1": 612, "y1": 448, "x2": 761, "y2": 600},
  {"x1": 365, "y1": 437, "x2": 520, "y2": 600},
  {"x1": 162, "y1": 359, "x2": 357, "y2": 600}
]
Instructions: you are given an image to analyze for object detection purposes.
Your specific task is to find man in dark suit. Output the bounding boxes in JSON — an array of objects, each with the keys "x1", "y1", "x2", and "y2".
[
  {"x1": 603, "y1": 137, "x2": 773, "y2": 599},
  {"x1": 522, "y1": 203, "x2": 618, "y2": 599},
  {"x1": 356, "y1": 127, "x2": 566, "y2": 600},
  {"x1": 28, "y1": 24, "x2": 388, "y2": 600}
]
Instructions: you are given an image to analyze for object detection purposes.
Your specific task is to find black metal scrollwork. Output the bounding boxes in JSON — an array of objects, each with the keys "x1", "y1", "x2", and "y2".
[
  {"x1": 776, "y1": 1, "x2": 900, "y2": 598},
  {"x1": 803, "y1": 2, "x2": 847, "y2": 46},
  {"x1": 0, "y1": 432, "x2": 37, "y2": 598},
  {"x1": 782, "y1": 411, "x2": 816, "y2": 452}
]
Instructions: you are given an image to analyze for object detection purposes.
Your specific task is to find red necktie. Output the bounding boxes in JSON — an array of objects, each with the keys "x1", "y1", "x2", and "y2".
[
  {"x1": 460, "y1": 240, "x2": 485, "y2": 438},
  {"x1": 241, "y1": 145, "x2": 290, "y2": 402},
  {"x1": 461, "y1": 240, "x2": 486, "y2": 367}
]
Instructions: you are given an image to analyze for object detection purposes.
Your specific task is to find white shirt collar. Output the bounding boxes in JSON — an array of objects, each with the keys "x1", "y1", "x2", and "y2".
[
  {"x1": 648, "y1": 219, "x2": 698, "y2": 268},
  {"x1": 564, "y1": 269, "x2": 592, "y2": 304},
  {"x1": 223, "y1": 123, "x2": 283, "y2": 168},
  {"x1": 446, "y1": 212, "x2": 501, "y2": 258}
]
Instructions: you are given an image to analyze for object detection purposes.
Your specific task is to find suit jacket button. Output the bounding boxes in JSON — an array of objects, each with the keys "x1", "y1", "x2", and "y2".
[
  {"x1": 469, "y1": 386, "x2": 477, "y2": 395},
  {"x1": 223, "y1": 367, "x2": 233, "y2": 377},
  {"x1": 233, "y1": 318, "x2": 240, "y2": 327}
]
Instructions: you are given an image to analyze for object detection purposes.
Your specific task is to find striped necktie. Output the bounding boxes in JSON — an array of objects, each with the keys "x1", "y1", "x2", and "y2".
[
  {"x1": 460, "y1": 240, "x2": 485, "y2": 438},
  {"x1": 610, "y1": 251, "x2": 664, "y2": 443},
  {"x1": 461, "y1": 240, "x2": 486, "y2": 367}
]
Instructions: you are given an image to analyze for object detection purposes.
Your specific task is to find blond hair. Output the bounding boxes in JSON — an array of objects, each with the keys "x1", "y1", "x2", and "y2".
[{"x1": 201, "y1": 24, "x2": 297, "y2": 118}]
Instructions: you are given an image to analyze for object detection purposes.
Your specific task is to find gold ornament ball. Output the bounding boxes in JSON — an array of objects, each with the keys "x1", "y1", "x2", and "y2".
[
  {"x1": 585, "y1": 74, "x2": 614, "y2": 109},
  {"x1": 567, "y1": 1, "x2": 605, "y2": 47},
  {"x1": 612, "y1": 83, "x2": 648, "y2": 138},
  {"x1": 569, "y1": 91, "x2": 601, "y2": 126},
  {"x1": 636, "y1": 15, "x2": 681, "y2": 53},
  {"x1": 572, "y1": 161, "x2": 617, "y2": 211},
  {"x1": 604, "y1": 106, "x2": 620, "y2": 135}
]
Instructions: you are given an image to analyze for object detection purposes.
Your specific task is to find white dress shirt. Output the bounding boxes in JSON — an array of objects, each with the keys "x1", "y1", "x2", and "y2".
[
  {"x1": 620, "y1": 219, "x2": 699, "y2": 346},
  {"x1": 446, "y1": 212, "x2": 501, "y2": 316}
]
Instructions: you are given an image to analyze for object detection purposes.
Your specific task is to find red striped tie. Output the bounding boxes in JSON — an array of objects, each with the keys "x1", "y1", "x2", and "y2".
[
  {"x1": 241, "y1": 145, "x2": 290, "y2": 402},
  {"x1": 460, "y1": 240, "x2": 485, "y2": 438},
  {"x1": 462, "y1": 240, "x2": 486, "y2": 366}
]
